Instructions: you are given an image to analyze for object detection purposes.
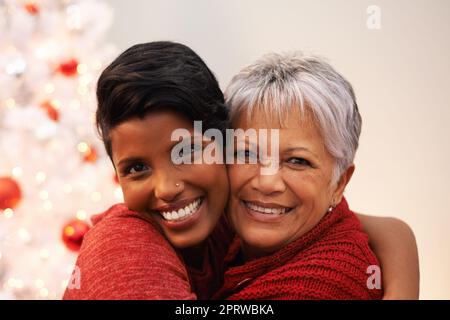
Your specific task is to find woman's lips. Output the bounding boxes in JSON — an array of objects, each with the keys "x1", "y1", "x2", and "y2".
[
  {"x1": 155, "y1": 197, "x2": 205, "y2": 230},
  {"x1": 241, "y1": 200, "x2": 293, "y2": 222}
]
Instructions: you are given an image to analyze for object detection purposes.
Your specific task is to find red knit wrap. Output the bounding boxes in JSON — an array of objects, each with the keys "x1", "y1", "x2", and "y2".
[
  {"x1": 213, "y1": 198, "x2": 383, "y2": 300},
  {"x1": 63, "y1": 204, "x2": 196, "y2": 300}
]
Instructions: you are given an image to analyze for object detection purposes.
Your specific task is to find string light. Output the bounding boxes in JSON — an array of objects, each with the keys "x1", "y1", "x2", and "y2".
[
  {"x1": 18, "y1": 228, "x2": 31, "y2": 242},
  {"x1": 5, "y1": 98, "x2": 16, "y2": 108},
  {"x1": 77, "y1": 142, "x2": 97, "y2": 162},
  {"x1": 4, "y1": 208, "x2": 14, "y2": 218},
  {"x1": 11, "y1": 166, "x2": 23, "y2": 178},
  {"x1": 92, "y1": 61, "x2": 102, "y2": 71},
  {"x1": 79, "y1": 74, "x2": 93, "y2": 86},
  {"x1": 76, "y1": 209, "x2": 87, "y2": 220},
  {"x1": 44, "y1": 83, "x2": 55, "y2": 94},
  {"x1": 35, "y1": 171, "x2": 47, "y2": 184},
  {"x1": 77, "y1": 142, "x2": 88, "y2": 153},
  {"x1": 40, "y1": 249, "x2": 50, "y2": 260},
  {"x1": 77, "y1": 85, "x2": 88, "y2": 96},
  {"x1": 7, "y1": 278, "x2": 17, "y2": 288},
  {"x1": 77, "y1": 63, "x2": 87, "y2": 75},
  {"x1": 5, "y1": 57, "x2": 26, "y2": 76},
  {"x1": 39, "y1": 288, "x2": 49, "y2": 298},
  {"x1": 50, "y1": 99, "x2": 61, "y2": 110}
]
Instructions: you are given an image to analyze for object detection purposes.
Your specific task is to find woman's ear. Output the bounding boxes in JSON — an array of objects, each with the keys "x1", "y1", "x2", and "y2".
[{"x1": 332, "y1": 164, "x2": 355, "y2": 205}]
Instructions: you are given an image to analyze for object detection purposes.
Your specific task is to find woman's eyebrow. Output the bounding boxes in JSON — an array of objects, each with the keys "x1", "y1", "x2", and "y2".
[{"x1": 284, "y1": 147, "x2": 319, "y2": 158}]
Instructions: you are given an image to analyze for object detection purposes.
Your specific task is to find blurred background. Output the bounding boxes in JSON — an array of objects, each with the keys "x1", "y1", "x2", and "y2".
[{"x1": 0, "y1": 0, "x2": 449, "y2": 299}]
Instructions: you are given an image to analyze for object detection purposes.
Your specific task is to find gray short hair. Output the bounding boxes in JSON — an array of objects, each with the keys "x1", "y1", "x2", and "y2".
[{"x1": 225, "y1": 52, "x2": 362, "y2": 183}]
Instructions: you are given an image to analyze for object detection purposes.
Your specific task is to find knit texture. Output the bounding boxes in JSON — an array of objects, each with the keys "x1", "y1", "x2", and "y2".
[
  {"x1": 63, "y1": 204, "x2": 196, "y2": 300},
  {"x1": 184, "y1": 214, "x2": 234, "y2": 299},
  {"x1": 63, "y1": 199, "x2": 382, "y2": 300},
  {"x1": 213, "y1": 198, "x2": 383, "y2": 300}
]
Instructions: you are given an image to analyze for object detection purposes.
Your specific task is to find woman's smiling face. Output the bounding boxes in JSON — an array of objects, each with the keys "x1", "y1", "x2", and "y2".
[
  {"x1": 110, "y1": 110, "x2": 229, "y2": 249},
  {"x1": 227, "y1": 108, "x2": 353, "y2": 260}
]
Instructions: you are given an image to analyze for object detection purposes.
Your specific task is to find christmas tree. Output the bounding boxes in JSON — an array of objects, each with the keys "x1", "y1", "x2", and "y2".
[{"x1": 0, "y1": 0, "x2": 122, "y2": 299}]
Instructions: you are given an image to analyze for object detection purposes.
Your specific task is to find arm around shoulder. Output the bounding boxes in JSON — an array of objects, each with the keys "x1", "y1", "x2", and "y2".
[
  {"x1": 357, "y1": 213, "x2": 420, "y2": 299},
  {"x1": 63, "y1": 206, "x2": 196, "y2": 300}
]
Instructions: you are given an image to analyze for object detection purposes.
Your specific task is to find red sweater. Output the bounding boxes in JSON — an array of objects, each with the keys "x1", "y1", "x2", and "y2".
[
  {"x1": 213, "y1": 198, "x2": 383, "y2": 300},
  {"x1": 63, "y1": 199, "x2": 382, "y2": 300},
  {"x1": 63, "y1": 204, "x2": 196, "y2": 299}
]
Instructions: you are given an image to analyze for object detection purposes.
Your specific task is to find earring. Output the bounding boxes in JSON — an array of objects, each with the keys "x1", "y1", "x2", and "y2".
[{"x1": 328, "y1": 200, "x2": 336, "y2": 213}]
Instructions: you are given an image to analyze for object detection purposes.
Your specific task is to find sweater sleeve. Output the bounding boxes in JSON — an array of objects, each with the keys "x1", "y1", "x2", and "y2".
[{"x1": 63, "y1": 204, "x2": 196, "y2": 300}]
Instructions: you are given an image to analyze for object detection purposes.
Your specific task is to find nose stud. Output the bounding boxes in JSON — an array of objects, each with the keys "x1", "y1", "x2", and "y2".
[{"x1": 175, "y1": 183, "x2": 180, "y2": 187}]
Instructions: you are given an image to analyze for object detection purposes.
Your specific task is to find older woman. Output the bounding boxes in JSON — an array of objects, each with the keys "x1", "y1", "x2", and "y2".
[{"x1": 213, "y1": 52, "x2": 386, "y2": 299}]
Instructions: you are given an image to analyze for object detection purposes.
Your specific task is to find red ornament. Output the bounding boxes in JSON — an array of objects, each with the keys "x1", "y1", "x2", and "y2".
[
  {"x1": 82, "y1": 145, "x2": 98, "y2": 163},
  {"x1": 58, "y1": 59, "x2": 79, "y2": 77},
  {"x1": 40, "y1": 100, "x2": 60, "y2": 122},
  {"x1": 0, "y1": 176, "x2": 22, "y2": 210},
  {"x1": 62, "y1": 219, "x2": 90, "y2": 252},
  {"x1": 24, "y1": 2, "x2": 39, "y2": 15}
]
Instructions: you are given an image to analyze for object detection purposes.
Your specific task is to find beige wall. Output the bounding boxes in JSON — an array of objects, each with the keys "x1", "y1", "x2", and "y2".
[{"x1": 106, "y1": 0, "x2": 450, "y2": 299}]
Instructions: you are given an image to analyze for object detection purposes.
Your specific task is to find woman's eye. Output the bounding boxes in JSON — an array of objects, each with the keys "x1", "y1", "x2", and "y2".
[
  {"x1": 287, "y1": 157, "x2": 311, "y2": 167},
  {"x1": 234, "y1": 149, "x2": 258, "y2": 163},
  {"x1": 125, "y1": 163, "x2": 149, "y2": 176},
  {"x1": 178, "y1": 144, "x2": 202, "y2": 159}
]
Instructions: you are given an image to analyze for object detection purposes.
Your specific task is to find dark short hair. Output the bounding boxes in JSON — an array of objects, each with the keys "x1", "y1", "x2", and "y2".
[{"x1": 96, "y1": 41, "x2": 229, "y2": 160}]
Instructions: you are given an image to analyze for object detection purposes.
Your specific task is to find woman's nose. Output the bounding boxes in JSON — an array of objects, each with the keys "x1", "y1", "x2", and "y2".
[
  {"x1": 153, "y1": 171, "x2": 184, "y2": 202},
  {"x1": 250, "y1": 169, "x2": 286, "y2": 196}
]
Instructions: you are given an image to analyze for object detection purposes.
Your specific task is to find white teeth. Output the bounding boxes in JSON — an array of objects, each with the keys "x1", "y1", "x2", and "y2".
[
  {"x1": 162, "y1": 212, "x2": 172, "y2": 220},
  {"x1": 161, "y1": 198, "x2": 202, "y2": 221},
  {"x1": 245, "y1": 202, "x2": 289, "y2": 215}
]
